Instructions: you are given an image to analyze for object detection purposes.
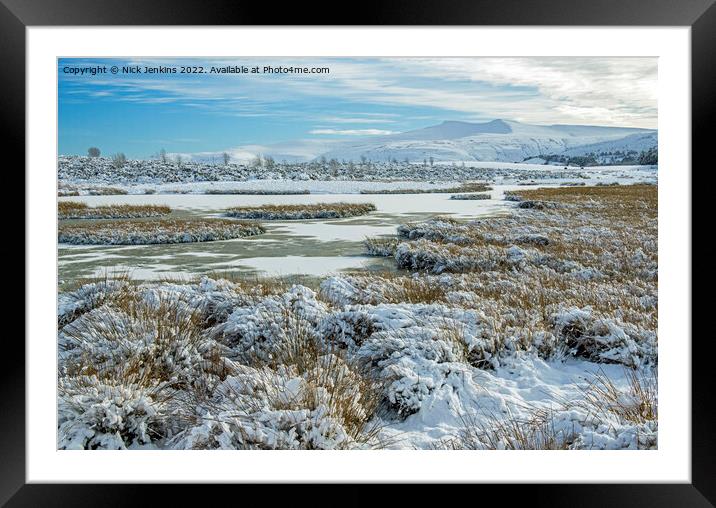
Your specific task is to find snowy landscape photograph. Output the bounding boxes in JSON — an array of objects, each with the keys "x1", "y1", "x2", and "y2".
[{"x1": 57, "y1": 56, "x2": 658, "y2": 451}]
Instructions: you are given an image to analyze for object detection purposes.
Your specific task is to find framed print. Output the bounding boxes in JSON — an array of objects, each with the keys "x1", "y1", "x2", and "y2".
[{"x1": 5, "y1": 0, "x2": 712, "y2": 503}]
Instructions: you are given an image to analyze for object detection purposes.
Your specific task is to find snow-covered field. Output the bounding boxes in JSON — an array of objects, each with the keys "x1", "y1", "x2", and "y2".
[
  {"x1": 57, "y1": 180, "x2": 658, "y2": 450},
  {"x1": 58, "y1": 155, "x2": 657, "y2": 195}
]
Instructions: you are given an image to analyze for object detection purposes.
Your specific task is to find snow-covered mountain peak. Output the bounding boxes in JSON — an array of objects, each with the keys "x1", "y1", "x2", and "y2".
[{"x1": 393, "y1": 119, "x2": 513, "y2": 141}]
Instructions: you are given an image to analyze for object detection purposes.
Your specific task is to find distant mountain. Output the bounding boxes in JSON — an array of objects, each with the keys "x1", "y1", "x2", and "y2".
[
  {"x1": 318, "y1": 119, "x2": 657, "y2": 163},
  {"x1": 389, "y1": 119, "x2": 513, "y2": 140}
]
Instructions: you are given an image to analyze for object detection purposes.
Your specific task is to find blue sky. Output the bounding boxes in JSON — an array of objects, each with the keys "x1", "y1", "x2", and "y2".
[{"x1": 58, "y1": 57, "x2": 657, "y2": 161}]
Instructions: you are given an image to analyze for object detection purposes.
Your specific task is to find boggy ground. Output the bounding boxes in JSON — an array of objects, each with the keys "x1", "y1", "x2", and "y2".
[{"x1": 57, "y1": 184, "x2": 657, "y2": 450}]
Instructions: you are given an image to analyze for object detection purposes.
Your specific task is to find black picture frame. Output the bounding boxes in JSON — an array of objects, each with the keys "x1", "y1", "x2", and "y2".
[{"x1": 4, "y1": 0, "x2": 710, "y2": 504}]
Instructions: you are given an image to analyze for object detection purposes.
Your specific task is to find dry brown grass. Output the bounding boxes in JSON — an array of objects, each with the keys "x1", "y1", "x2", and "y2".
[
  {"x1": 61, "y1": 289, "x2": 229, "y2": 391},
  {"x1": 216, "y1": 308, "x2": 387, "y2": 447},
  {"x1": 434, "y1": 406, "x2": 576, "y2": 450},
  {"x1": 435, "y1": 367, "x2": 657, "y2": 450},
  {"x1": 574, "y1": 367, "x2": 657, "y2": 425},
  {"x1": 59, "y1": 201, "x2": 171, "y2": 219},
  {"x1": 382, "y1": 276, "x2": 448, "y2": 304},
  {"x1": 449, "y1": 193, "x2": 491, "y2": 200},
  {"x1": 204, "y1": 271, "x2": 321, "y2": 296},
  {"x1": 360, "y1": 182, "x2": 491, "y2": 194},
  {"x1": 87, "y1": 186, "x2": 128, "y2": 195},
  {"x1": 338, "y1": 184, "x2": 657, "y2": 365},
  {"x1": 225, "y1": 202, "x2": 376, "y2": 220},
  {"x1": 512, "y1": 184, "x2": 657, "y2": 214},
  {"x1": 363, "y1": 237, "x2": 400, "y2": 257},
  {"x1": 205, "y1": 189, "x2": 310, "y2": 195},
  {"x1": 59, "y1": 269, "x2": 132, "y2": 293}
]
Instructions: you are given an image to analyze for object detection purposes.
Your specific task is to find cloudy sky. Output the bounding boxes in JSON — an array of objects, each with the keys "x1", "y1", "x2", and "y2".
[{"x1": 58, "y1": 57, "x2": 657, "y2": 160}]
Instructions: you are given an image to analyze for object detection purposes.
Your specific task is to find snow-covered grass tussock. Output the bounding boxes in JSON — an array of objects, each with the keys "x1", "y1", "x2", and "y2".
[
  {"x1": 58, "y1": 273, "x2": 656, "y2": 449},
  {"x1": 360, "y1": 182, "x2": 491, "y2": 194},
  {"x1": 58, "y1": 219, "x2": 265, "y2": 245},
  {"x1": 205, "y1": 188, "x2": 310, "y2": 195},
  {"x1": 449, "y1": 193, "x2": 490, "y2": 200},
  {"x1": 59, "y1": 201, "x2": 171, "y2": 219},
  {"x1": 225, "y1": 202, "x2": 376, "y2": 220},
  {"x1": 361, "y1": 185, "x2": 657, "y2": 368},
  {"x1": 59, "y1": 181, "x2": 128, "y2": 196},
  {"x1": 58, "y1": 279, "x2": 386, "y2": 450}
]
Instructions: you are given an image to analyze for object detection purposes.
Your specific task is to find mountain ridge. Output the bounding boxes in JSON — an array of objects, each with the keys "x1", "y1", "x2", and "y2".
[{"x1": 318, "y1": 119, "x2": 657, "y2": 163}]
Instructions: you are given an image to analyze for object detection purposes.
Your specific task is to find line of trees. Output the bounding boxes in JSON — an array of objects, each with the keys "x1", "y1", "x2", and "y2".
[
  {"x1": 87, "y1": 146, "x2": 470, "y2": 169},
  {"x1": 637, "y1": 147, "x2": 658, "y2": 165},
  {"x1": 533, "y1": 147, "x2": 658, "y2": 167}
]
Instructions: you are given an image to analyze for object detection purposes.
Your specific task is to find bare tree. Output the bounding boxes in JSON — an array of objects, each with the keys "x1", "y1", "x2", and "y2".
[
  {"x1": 159, "y1": 148, "x2": 168, "y2": 164},
  {"x1": 87, "y1": 147, "x2": 101, "y2": 158},
  {"x1": 222, "y1": 152, "x2": 230, "y2": 166},
  {"x1": 429, "y1": 156, "x2": 434, "y2": 167},
  {"x1": 174, "y1": 154, "x2": 183, "y2": 167},
  {"x1": 328, "y1": 158, "x2": 339, "y2": 177},
  {"x1": 111, "y1": 152, "x2": 127, "y2": 168},
  {"x1": 250, "y1": 154, "x2": 263, "y2": 168}
]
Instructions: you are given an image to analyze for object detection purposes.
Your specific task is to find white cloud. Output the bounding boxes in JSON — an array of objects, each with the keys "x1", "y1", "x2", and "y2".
[
  {"x1": 319, "y1": 116, "x2": 396, "y2": 124},
  {"x1": 379, "y1": 57, "x2": 657, "y2": 128}
]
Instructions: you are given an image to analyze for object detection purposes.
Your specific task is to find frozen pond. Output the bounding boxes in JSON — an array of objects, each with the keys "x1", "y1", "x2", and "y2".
[{"x1": 57, "y1": 185, "x2": 541, "y2": 282}]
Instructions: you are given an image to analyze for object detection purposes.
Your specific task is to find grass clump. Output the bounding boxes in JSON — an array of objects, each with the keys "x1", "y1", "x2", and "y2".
[
  {"x1": 58, "y1": 218, "x2": 265, "y2": 245},
  {"x1": 225, "y1": 202, "x2": 376, "y2": 220},
  {"x1": 575, "y1": 368, "x2": 657, "y2": 425},
  {"x1": 382, "y1": 276, "x2": 448, "y2": 304},
  {"x1": 435, "y1": 368, "x2": 657, "y2": 450},
  {"x1": 251, "y1": 310, "x2": 385, "y2": 446},
  {"x1": 58, "y1": 285, "x2": 232, "y2": 449},
  {"x1": 434, "y1": 407, "x2": 576, "y2": 450},
  {"x1": 360, "y1": 182, "x2": 491, "y2": 194},
  {"x1": 449, "y1": 193, "x2": 490, "y2": 200},
  {"x1": 87, "y1": 187, "x2": 128, "y2": 195},
  {"x1": 169, "y1": 306, "x2": 386, "y2": 450},
  {"x1": 60, "y1": 289, "x2": 227, "y2": 389},
  {"x1": 59, "y1": 201, "x2": 171, "y2": 219},
  {"x1": 205, "y1": 189, "x2": 310, "y2": 195},
  {"x1": 363, "y1": 237, "x2": 400, "y2": 257}
]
